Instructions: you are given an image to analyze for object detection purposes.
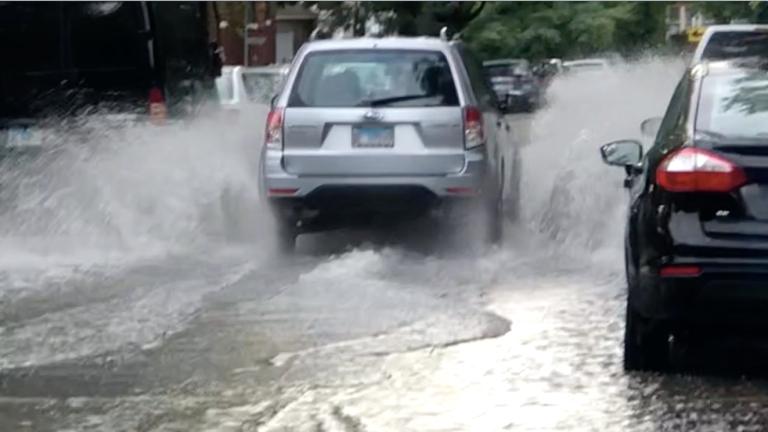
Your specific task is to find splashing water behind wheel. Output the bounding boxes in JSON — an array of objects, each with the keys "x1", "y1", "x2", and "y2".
[
  {"x1": 0, "y1": 105, "x2": 270, "y2": 271},
  {"x1": 517, "y1": 55, "x2": 686, "y2": 264}
]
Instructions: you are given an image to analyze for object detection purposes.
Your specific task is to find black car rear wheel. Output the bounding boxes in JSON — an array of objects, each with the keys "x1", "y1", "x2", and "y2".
[{"x1": 624, "y1": 303, "x2": 671, "y2": 372}]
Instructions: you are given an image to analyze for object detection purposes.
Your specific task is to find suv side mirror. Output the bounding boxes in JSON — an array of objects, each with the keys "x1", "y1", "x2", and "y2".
[
  {"x1": 640, "y1": 117, "x2": 662, "y2": 138},
  {"x1": 600, "y1": 140, "x2": 643, "y2": 167}
]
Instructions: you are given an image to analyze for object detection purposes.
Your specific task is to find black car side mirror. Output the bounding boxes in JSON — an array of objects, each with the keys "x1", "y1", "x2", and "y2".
[
  {"x1": 270, "y1": 94, "x2": 278, "y2": 108},
  {"x1": 600, "y1": 139, "x2": 643, "y2": 168}
]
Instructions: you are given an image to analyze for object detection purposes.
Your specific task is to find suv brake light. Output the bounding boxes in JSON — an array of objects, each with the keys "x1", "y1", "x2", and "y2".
[
  {"x1": 148, "y1": 87, "x2": 167, "y2": 125},
  {"x1": 265, "y1": 108, "x2": 284, "y2": 150},
  {"x1": 464, "y1": 106, "x2": 484, "y2": 149},
  {"x1": 656, "y1": 147, "x2": 747, "y2": 192}
]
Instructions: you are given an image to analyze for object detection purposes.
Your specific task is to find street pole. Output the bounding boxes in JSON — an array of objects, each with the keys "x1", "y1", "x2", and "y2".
[{"x1": 243, "y1": 1, "x2": 250, "y2": 66}]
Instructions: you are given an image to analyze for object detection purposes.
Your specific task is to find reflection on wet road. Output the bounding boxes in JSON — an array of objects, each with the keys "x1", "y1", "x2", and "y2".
[{"x1": 2, "y1": 58, "x2": 768, "y2": 431}]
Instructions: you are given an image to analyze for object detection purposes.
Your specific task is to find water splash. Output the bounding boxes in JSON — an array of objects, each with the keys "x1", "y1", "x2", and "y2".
[
  {"x1": 0, "y1": 105, "x2": 270, "y2": 271},
  {"x1": 519, "y1": 55, "x2": 686, "y2": 265}
]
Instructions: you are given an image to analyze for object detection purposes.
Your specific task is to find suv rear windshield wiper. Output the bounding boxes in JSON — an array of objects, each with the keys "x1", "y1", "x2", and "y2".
[{"x1": 362, "y1": 94, "x2": 435, "y2": 107}]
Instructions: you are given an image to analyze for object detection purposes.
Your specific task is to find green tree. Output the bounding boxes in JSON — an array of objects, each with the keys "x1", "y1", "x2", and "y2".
[{"x1": 463, "y1": 2, "x2": 668, "y2": 61}]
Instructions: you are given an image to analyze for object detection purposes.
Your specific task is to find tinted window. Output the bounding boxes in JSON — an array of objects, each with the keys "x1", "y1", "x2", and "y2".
[
  {"x1": 289, "y1": 50, "x2": 459, "y2": 108},
  {"x1": 0, "y1": 2, "x2": 61, "y2": 72},
  {"x1": 68, "y1": 2, "x2": 148, "y2": 71},
  {"x1": 697, "y1": 71, "x2": 768, "y2": 139},
  {"x1": 655, "y1": 76, "x2": 690, "y2": 147},
  {"x1": 702, "y1": 31, "x2": 768, "y2": 60}
]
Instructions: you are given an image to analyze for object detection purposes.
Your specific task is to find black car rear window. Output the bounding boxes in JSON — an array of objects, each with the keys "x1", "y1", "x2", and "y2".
[
  {"x1": 484, "y1": 63, "x2": 526, "y2": 78},
  {"x1": 288, "y1": 50, "x2": 459, "y2": 108},
  {"x1": 697, "y1": 70, "x2": 768, "y2": 140},
  {"x1": 701, "y1": 31, "x2": 768, "y2": 60}
]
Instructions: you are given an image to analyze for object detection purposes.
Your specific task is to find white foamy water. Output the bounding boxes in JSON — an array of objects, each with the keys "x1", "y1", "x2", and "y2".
[
  {"x1": 518, "y1": 55, "x2": 686, "y2": 266},
  {"x1": 0, "y1": 105, "x2": 270, "y2": 279}
]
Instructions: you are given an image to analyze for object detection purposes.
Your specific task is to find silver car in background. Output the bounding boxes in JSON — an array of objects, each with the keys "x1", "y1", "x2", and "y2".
[
  {"x1": 691, "y1": 24, "x2": 768, "y2": 63},
  {"x1": 260, "y1": 37, "x2": 517, "y2": 251},
  {"x1": 216, "y1": 65, "x2": 289, "y2": 109}
]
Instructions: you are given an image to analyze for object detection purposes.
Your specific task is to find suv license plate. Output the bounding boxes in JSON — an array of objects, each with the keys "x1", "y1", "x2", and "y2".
[
  {"x1": 352, "y1": 126, "x2": 394, "y2": 148},
  {"x1": 6, "y1": 127, "x2": 44, "y2": 148}
]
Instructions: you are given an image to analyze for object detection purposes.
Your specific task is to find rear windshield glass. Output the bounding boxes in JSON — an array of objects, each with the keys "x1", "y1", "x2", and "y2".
[
  {"x1": 701, "y1": 31, "x2": 768, "y2": 60},
  {"x1": 697, "y1": 71, "x2": 768, "y2": 139},
  {"x1": 484, "y1": 63, "x2": 527, "y2": 77},
  {"x1": 288, "y1": 50, "x2": 459, "y2": 108}
]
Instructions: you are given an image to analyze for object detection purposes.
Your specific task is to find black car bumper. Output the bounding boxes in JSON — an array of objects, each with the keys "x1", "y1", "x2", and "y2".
[{"x1": 636, "y1": 261, "x2": 768, "y2": 327}]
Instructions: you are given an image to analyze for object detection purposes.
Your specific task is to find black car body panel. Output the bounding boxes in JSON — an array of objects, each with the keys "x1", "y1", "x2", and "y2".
[{"x1": 619, "y1": 60, "x2": 768, "y2": 328}]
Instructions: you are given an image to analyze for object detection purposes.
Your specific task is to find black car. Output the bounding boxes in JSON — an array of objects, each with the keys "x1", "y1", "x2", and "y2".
[
  {"x1": 601, "y1": 59, "x2": 768, "y2": 372},
  {"x1": 483, "y1": 59, "x2": 541, "y2": 113},
  {"x1": 1, "y1": 2, "x2": 222, "y2": 151}
]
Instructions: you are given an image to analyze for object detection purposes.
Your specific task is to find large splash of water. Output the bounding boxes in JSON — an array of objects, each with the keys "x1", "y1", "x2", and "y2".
[
  {"x1": 0, "y1": 105, "x2": 270, "y2": 271},
  {"x1": 518, "y1": 55, "x2": 686, "y2": 265}
]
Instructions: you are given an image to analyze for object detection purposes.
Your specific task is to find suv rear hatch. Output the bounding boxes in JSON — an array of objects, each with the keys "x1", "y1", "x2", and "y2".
[{"x1": 282, "y1": 49, "x2": 465, "y2": 176}]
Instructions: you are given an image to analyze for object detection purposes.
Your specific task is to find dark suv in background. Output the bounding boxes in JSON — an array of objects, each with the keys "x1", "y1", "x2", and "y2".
[
  {"x1": 483, "y1": 58, "x2": 541, "y2": 113},
  {"x1": 0, "y1": 1, "x2": 221, "y2": 151}
]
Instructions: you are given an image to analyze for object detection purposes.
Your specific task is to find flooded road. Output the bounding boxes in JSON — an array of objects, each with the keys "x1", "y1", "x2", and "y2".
[{"x1": 2, "y1": 57, "x2": 768, "y2": 432}]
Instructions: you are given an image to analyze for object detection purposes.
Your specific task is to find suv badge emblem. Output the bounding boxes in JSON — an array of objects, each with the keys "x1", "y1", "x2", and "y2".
[{"x1": 363, "y1": 111, "x2": 383, "y2": 121}]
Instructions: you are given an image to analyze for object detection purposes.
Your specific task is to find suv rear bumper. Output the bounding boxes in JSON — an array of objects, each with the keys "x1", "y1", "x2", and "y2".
[{"x1": 260, "y1": 146, "x2": 489, "y2": 199}]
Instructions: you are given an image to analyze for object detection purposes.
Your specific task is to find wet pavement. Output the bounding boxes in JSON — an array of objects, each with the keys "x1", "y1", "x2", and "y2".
[{"x1": 3, "y1": 59, "x2": 768, "y2": 431}]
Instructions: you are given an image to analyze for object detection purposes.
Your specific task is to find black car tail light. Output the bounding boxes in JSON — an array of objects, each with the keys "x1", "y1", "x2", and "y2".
[{"x1": 656, "y1": 147, "x2": 747, "y2": 193}]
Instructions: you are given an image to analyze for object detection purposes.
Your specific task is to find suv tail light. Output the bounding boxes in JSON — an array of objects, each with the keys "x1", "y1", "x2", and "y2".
[
  {"x1": 265, "y1": 108, "x2": 284, "y2": 150},
  {"x1": 148, "y1": 87, "x2": 167, "y2": 125},
  {"x1": 656, "y1": 147, "x2": 747, "y2": 193},
  {"x1": 464, "y1": 106, "x2": 484, "y2": 149}
]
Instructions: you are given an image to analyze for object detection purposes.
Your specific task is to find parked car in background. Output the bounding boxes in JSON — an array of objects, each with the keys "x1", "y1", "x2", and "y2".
[
  {"x1": 483, "y1": 59, "x2": 541, "y2": 113},
  {"x1": 691, "y1": 24, "x2": 768, "y2": 63},
  {"x1": 216, "y1": 65, "x2": 290, "y2": 109},
  {"x1": 600, "y1": 58, "x2": 768, "y2": 372},
  {"x1": 563, "y1": 58, "x2": 610, "y2": 74},
  {"x1": 261, "y1": 37, "x2": 516, "y2": 252},
  {"x1": 533, "y1": 58, "x2": 563, "y2": 89},
  {"x1": 0, "y1": 1, "x2": 221, "y2": 154}
]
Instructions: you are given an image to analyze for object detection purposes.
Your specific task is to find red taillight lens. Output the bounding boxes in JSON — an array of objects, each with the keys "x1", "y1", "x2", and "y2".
[
  {"x1": 148, "y1": 87, "x2": 167, "y2": 125},
  {"x1": 656, "y1": 147, "x2": 747, "y2": 193},
  {"x1": 265, "y1": 108, "x2": 284, "y2": 150},
  {"x1": 659, "y1": 265, "x2": 702, "y2": 277},
  {"x1": 464, "y1": 106, "x2": 484, "y2": 149}
]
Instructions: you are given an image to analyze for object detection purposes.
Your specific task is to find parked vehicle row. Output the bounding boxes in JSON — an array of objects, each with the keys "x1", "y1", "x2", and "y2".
[{"x1": 483, "y1": 59, "x2": 542, "y2": 113}]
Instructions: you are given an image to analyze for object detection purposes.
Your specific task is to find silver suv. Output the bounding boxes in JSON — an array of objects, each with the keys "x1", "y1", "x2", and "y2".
[{"x1": 260, "y1": 37, "x2": 516, "y2": 251}]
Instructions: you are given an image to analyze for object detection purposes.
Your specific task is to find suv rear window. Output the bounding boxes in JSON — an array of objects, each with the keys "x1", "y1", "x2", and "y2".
[
  {"x1": 288, "y1": 50, "x2": 459, "y2": 108},
  {"x1": 697, "y1": 71, "x2": 768, "y2": 140},
  {"x1": 702, "y1": 31, "x2": 768, "y2": 60}
]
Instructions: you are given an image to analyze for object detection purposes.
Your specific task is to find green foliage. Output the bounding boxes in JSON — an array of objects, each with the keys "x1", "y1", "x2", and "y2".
[{"x1": 463, "y1": 2, "x2": 668, "y2": 61}]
